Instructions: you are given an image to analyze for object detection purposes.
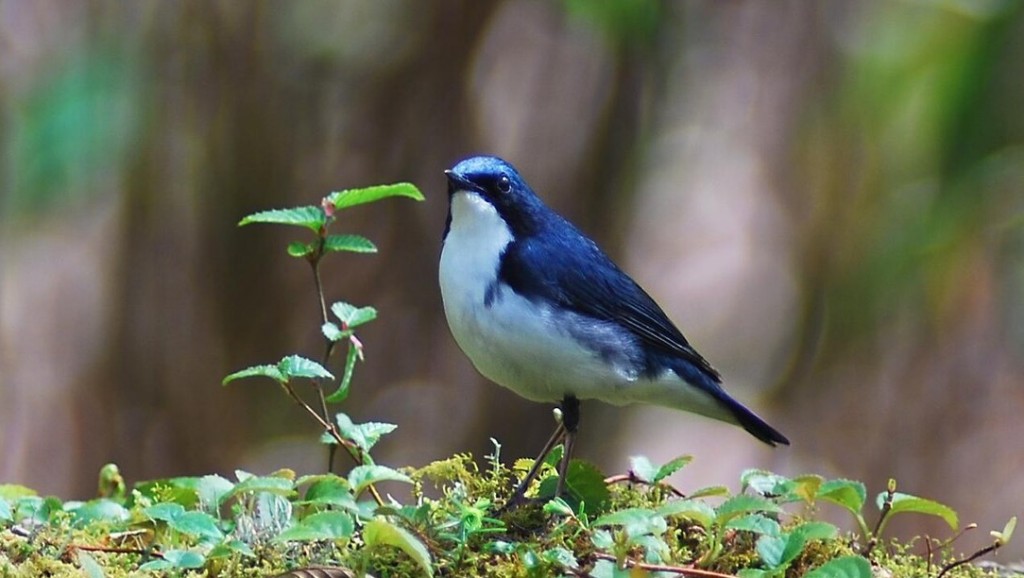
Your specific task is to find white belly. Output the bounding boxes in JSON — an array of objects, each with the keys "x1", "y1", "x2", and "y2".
[{"x1": 439, "y1": 192, "x2": 637, "y2": 403}]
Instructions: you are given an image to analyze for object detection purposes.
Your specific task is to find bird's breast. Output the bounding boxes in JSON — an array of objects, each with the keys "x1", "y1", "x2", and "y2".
[{"x1": 440, "y1": 194, "x2": 643, "y2": 402}]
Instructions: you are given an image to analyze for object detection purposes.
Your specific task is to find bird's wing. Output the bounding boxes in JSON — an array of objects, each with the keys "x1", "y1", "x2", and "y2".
[{"x1": 500, "y1": 228, "x2": 721, "y2": 380}]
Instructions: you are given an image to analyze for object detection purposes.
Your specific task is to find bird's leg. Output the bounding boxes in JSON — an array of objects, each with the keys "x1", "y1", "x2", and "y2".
[
  {"x1": 504, "y1": 419, "x2": 566, "y2": 509},
  {"x1": 554, "y1": 395, "x2": 580, "y2": 499}
]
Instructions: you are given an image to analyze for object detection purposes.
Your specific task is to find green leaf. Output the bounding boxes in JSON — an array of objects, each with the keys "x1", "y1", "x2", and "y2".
[
  {"x1": 324, "y1": 234, "x2": 377, "y2": 254},
  {"x1": 742, "y1": 469, "x2": 792, "y2": 496},
  {"x1": 738, "y1": 569, "x2": 769, "y2": 578},
  {"x1": 0, "y1": 499, "x2": 11, "y2": 522},
  {"x1": 287, "y1": 241, "x2": 313, "y2": 258},
  {"x1": 140, "y1": 549, "x2": 205, "y2": 571},
  {"x1": 276, "y1": 511, "x2": 355, "y2": 542},
  {"x1": 543, "y1": 497, "x2": 575, "y2": 517},
  {"x1": 206, "y1": 539, "x2": 255, "y2": 559},
  {"x1": 593, "y1": 508, "x2": 666, "y2": 538},
  {"x1": 238, "y1": 206, "x2": 325, "y2": 232},
  {"x1": 804, "y1": 555, "x2": 872, "y2": 578},
  {"x1": 756, "y1": 532, "x2": 806, "y2": 569},
  {"x1": 817, "y1": 479, "x2": 867, "y2": 516},
  {"x1": 170, "y1": 511, "x2": 223, "y2": 541},
  {"x1": 322, "y1": 321, "x2": 349, "y2": 342},
  {"x1": 792, "y1": 521, "x2": 839, "y2": 542},
  {"x1": 0, "y1": 484, "x2": 37, "y2": 500},
  {"x1": 331, "y1": 302, "x2": 378, "y2": 328},
  {"x1": 66, "y1": 499, "x2": 130, "y2": 526},
  {"x1": 654, "y1": 455, "x2": 692, "y2": 482},
  {"x1": 277, "y1": 355, "x2": 334, "y2": 380},
  {"x1": 715, "y1": 495, "x2": 783, "y2": 524},
  {"x1": 363, "y1": 518, "x2": 433, "y2": 577},
  {"x1": 145, "y1": 502, "x2": 185, "y2": 523},
  {"x1": 222, "y1": 364, "x2": 285, "y2": 385},
  {"x1": 629, "y1": 455, "x2": 658, "y2": 483},
  {"x1": 688, "y1": 485, "x2": 730, "y2": 499},
  {"x1": 561, "y1": 460, "x2": 611, "y2": 513},
  {"x1": 791, "y1": 475, "x2": 825, "y2": 504},
  {"x1": 348, "y1": 465, "x2": 412, "y2": 497},
  {"x1": 226, "y1": 475, "x2": 296, "y2": 502},
  {"x1": 591, "y1": 529, "x2": 614, "y2": 549},
  {"x1": 542, "y1": 546, "x2": 578, "y2": 570},
  {"x1": 876, "y1": 491, "x2": 958, "y2": 531},
  {"x1": 325, "y1": 344, "x2": 359, "y2": 403},
  {"x1": 656, "y1": 499, "x2": 715, "y2": 528},
  {"x1": 993, "y1": 516, "x2": 1016, "y2": 545},
  {"x1": 726, "y1": 514, "x2": 781, "y2": 536},
  {"x1": 195, "y1": 475, "x2": 234, "y2": 512},
  {"x1": 327, "y1": 183, "x2": 425, "y2": 210},
  {"x1": 335, "y1": 414, "x2": 397, "y2": 453}
]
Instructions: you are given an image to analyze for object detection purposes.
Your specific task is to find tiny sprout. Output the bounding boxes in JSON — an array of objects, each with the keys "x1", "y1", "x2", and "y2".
[{"x1": 887, "y1": 478, "x2": 897, "y2": 493}]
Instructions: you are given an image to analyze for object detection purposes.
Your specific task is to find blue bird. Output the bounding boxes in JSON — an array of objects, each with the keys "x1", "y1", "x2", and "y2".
[{"x1": 439, "y1": 155, "x2": 788, "y2": 503}]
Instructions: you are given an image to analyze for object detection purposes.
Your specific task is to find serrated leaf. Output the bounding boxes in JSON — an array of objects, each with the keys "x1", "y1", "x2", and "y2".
[
  {"x1": 654, "y1": 455, "x2": 692, "y2": 482},
  {"x1": 656, "y1": 499, "x2": 715, "y2": 528},
  {"x1": 222, "y1": 364, "x2": 286, "y2": 385},
  {"x1": 876, "y1": 492, "x2": 958, "y2": 531},
  {"x1": 629, "y1": 455, "x2": 658, "y2": 483},
  {"x1": 324, "y1": 234, "x2": 377, "y2": 254},
  {"x1": 287, "y1": 241, "x2": 314, "y2": 258},
  {"x1": 277, "y1": 511, "x2": 354, "y2": 542},
  {"x1": 327, "y1": 183, "x2": 424, "y2": 210},
  {"x1": 715, "y1": 495, "x2": 783, "y2": 524},
  {"x1": 817, "y1": 479, "x2": 867, "y2": 516},
  {"x1": 756, "y1": 532, "x2": 806, "y2": 569},
  {"x1": 348, "y1": 465, "x2": 412, "y2": 496},
  {"x1": 726, "y1": 514, "x2": 781, "y2": 536},
  {"x1": 325, "y1": 345, "x2": 358, "y2": 403},
  {"x1": 363, "y1": 518, "x2": 433, "y2": 577},
  {"x1": 239, "y1": 206, "x2": 325, "y2": 232},
  {"x1": 335, "y1": 414, "x2": 397, "y2": 453},
  {"x1": 322, "y1": 322, "x2": 349, "y2": 342},
  {"x1": 277, "y1": 355, "x2": 333, "y2": 380},
  {"x1": 804, "y1": 555, "x2": 872, "y2": 578},
  {"x1": 331, "y1": 302, "x2": 377, "y2": 328}
]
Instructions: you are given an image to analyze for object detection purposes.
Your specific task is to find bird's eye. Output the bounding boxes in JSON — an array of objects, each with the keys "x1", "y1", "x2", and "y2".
[{"x1": 496, "y1": 175, "x2": 512, "y2": 194}]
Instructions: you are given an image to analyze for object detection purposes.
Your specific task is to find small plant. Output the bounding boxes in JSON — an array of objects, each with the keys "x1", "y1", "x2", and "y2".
[{"x1": 0, "y1": 180, "x2": 1017, "y2": 577}]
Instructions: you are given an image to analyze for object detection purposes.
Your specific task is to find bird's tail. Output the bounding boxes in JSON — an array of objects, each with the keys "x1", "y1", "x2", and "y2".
[
  {"x1": 708, "y1": 387, "x2": 790, "y2": 447},
  {"x1": 666, "y1": 359, "x2": 790, "y2": 447}
]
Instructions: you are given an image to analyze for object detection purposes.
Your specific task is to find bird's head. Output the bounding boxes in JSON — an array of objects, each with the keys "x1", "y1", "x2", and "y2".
[{"x1": 444, "y1": 156, "x2": 545, "y2": 236}]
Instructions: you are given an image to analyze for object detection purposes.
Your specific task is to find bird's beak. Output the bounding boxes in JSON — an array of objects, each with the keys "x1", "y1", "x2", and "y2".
[{"x1": 445, "y1": 169, "x2": 477, "y2": 194}]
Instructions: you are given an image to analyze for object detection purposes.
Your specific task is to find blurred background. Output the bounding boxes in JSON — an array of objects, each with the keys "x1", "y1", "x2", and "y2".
[{"x1": 2, "y1": 0, "x2": 1022, "y2": 558}]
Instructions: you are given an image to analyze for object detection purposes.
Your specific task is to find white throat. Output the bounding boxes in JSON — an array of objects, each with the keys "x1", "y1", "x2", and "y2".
[{"x1": 440, "y1": 191, "x2": 513, "y2": 294}]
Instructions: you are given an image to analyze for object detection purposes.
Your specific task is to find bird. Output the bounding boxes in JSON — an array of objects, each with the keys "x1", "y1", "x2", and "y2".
[{"x1": 438, "y1": 155, "x2": 788, "y2": 505}]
